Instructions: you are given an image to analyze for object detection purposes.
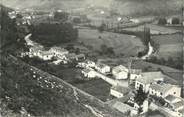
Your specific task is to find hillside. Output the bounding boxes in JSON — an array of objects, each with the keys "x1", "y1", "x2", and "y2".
[
  {"x1": 1, "y1": 0, "x2": 183, "y2": 16},
  {"x1": 111, "y1": 0, "x2": 183, "y2": 16},
  {"x1": 0, "y1": 54, "x2": 123, "y2": 117}
]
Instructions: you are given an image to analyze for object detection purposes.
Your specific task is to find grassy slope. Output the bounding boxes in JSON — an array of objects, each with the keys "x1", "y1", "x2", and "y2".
[
  {"x1": 0, "y1": 54, "x2": 123, "y2": 117},
  {"x1": 152, "y1": 33, "x2": 183, "y2": 59},
  {"x1": 78, "y1": 28, "x2": 145, "y2": 56},
  {"x1": 2, "y1": 0, "x2": 183, "y2": 16}
]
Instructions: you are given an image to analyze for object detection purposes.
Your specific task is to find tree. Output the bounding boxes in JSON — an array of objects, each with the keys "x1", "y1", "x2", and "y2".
[
  {"x1": 107, "y1": 47, "x2": 115, "y2": 55},
  {"x1": 98, "y1": 23, "x2": 106, "y2": 33},
  {"x1": 16, "y1": 14, "x2": 23, "y2": 19},
  {"x1": 158, "y1": 17, "x2": 167, "y2": 25},
  {"x1": 73, "y1": 17, "x2": 81, "y2": 24},
  {"x1": 54, "y1": 11, "x2": 69, "y2": 22},
  {"x1": 135, "y1": 87, "x2": 148, "y2": 106},
  {"x1": 31, "y1": 23, "x2": 78, "y2": 47},
  {"x1": 172, "y1": 17, "x2": 180, "y2": 24},
  {"x1": 167, "y1": 57, "x2": 174, "y2": 65}
]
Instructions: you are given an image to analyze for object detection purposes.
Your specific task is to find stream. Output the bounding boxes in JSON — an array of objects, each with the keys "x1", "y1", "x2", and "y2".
[{"x1": 141, "y1": 42, "x2": 153, "y2": 60}]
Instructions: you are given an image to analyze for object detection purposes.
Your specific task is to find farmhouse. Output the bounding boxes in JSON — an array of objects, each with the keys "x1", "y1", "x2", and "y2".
[
  {"x1": 81, "y1": 69, "x2": 96, "y2": 78},
  {"x1": 49, "y1": 47, "x2": 69, "y2": 57},
  {"x1": 65, "y1": 53, "x2": 85, "y2": 61},
  {"x1": 135, "y1": 71, "x2": 164, "y2": 93},
  {"x1": 149, "y1": 83, "x2": 181, "y2": 98},
  {"x1": 112, "y1": 65, "x2": 129, "y2": 80},
  {"x1": 37, "y1": 51, "x2": 53, "y2": 61},
  {"x1": 95, "y1": 63, "x2": 111, "y2": 74},
  {"x1": 110, "y1": 86, "x2": 130, "y2": 98},
  {"x1": 29, "y1": 46, "x2": 44, "y2": 57},
  {"x1": 129, "y1": 69, "x2": 142, "y2": 84}
]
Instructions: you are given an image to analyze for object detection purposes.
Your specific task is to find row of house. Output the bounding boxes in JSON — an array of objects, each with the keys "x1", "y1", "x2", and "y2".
[
  {"x1": 135, "y1": 71, "x2": 181, "y2": 98},
  {"x1": 78, "y1": 60, "x2": 111, "y2": 79},
  {"x1": 27, "y1": 43, "x2": 85, "y2": 64},
  {"x1": 79, "y1": 62, "x2": 130, "y2": 79},
  {"x1": 79, "y1": 60, "x2": 181, "y2": 100},
  {"x1": 76, "y1": 56, "x2": 183, "y2": 116}
]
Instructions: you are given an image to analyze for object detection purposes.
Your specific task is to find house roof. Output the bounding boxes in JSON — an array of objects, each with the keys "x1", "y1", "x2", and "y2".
[
  {"x1": 173, "y1": 101, "x2": 184, "y2": 109},
  {"x1": 50, "y1": 47, "x2": 68, "y2": 53},
  {"x1": 76, "y1": 54, "x2": 85, "y2": 58},
  {"x1": 96, "y1": 63, "x2": 109, "y2": 69},
  {"x1": 112, "y1": 65, "x2": 128, "y2": 74},
  {"x1": 129, "y1": 69, "x2": 142, "y2": 74},
  {"x1": 149, "y1": 83, "x2": 178, "y2": 94},
  {"x1": 82, "y1": 68, "x2": 94, "y2": 73},
  {"x1": 136, "y1": 71, "x2": 164, "y2": 84},
  {"x1": 40, "y1": 51, "x2": 53, "y2": 56},
  {"x1": 165, "y1": 95, "x2": 178, "y2": 102},
  {"x1": 178, "y1": 108, "x2": 184, "y2": 114},
  {"x1": 30, "y1": 46, "x2": 44, "y2": 51},
  {"x1": 65, "y1": 53, "x2": 76, "y2": 59},
  {"x1": 85, "y1": 60, "x2": 95, "y2": 64},
  {"x1": 111, "y1": 86, "x2": 130, "y2": 94}
]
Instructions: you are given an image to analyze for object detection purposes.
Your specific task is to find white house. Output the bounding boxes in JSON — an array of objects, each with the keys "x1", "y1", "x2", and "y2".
[
  {"x1": 77, "y1": 60, "x2": 96, "y2": 68},
  {"x1": 129, "y1": 69, "x2": 142, "y2": 80},
  {"x1": 149, "y1": 83, "x2": 181, "y2": 98},
  {"x1": 65, "y1": 53, "x2": 85, "y2": 61},
  {"x1": 110, "y1": 86, "x2": 130, "y2": 98},
  {"x1": 135, "y1": 71, "x2": 164, "y2": 93},
  {"x1": 112, "y1": 65, "x2": 129, "y2": 80},
  {"x1": 28, "y1": 46, "x2": 45, "y2": 58},
  {"x1": 49, "y1": 47, "x2": 69, "y2": 57},
  {"x1": 81, "y1": 69, "x2": 96, "y2": 78},
  {"x1": 95, "y1": 63, "x2": 111, "y2": 74},
  {"x1": 130, "y1": 18, "x2": 140, "y2": 23},
  {"x1": 167, "y1": 18, "x2": 172, "y2": 24},
  {"x1": 165, "y1": 95, "x2": 184, "y2": 116},
  {"x1": 38, "y1": 51, "x2": 53, "y2": 61}
]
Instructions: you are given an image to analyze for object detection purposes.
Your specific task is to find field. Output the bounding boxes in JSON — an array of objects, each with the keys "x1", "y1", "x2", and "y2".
[
  {"x1": 78, "y1": 28, "x2": 145, "y2": 57},
  {"x1": 152, "y1": 33, "x2": 182, "y2": 59},
  {"x1": 123, "y1": 24, "x2": 180, "y2": 35}
]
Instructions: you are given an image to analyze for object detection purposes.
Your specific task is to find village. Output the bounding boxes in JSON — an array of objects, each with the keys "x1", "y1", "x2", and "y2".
[
  {"x1": 20, "y1": 31, "x2": 184, "y2": 117},
  {"x1": 1, "y1": 1, "x2": 184, "y2": 117}
]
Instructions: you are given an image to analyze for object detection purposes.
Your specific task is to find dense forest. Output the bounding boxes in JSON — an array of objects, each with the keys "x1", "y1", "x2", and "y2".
[
  {"x1": 31, "y1": 23, "x2": 78, "y2": 47},
  {"x1": 0, "y1": 5, "x2": 27, "y2": 52}
]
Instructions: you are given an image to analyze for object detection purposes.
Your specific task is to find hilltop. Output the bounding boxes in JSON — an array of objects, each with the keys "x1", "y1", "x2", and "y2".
[{"x1": 111, "y1": 0, "x2": 182, "y2": 16}]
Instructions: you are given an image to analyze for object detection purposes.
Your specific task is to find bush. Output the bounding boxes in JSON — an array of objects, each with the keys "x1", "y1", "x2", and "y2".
[
  {"x1": 158, "y1": 17, "x2": 167, "y2": 25},
  {"x1": 54, "y1": 11, "x2": 69, "y2": 22},
  {"x1": 172, "y1": 17, "x2": 180, "y2": 24},
  {"x1": 98, "y1": 23, "x2": 106, "y2": 33}
]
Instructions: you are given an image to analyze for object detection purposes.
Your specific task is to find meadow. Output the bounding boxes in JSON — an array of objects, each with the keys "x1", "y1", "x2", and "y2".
[{"x1": 78, "y1": 28, "x2": 145, "y2": 57}]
